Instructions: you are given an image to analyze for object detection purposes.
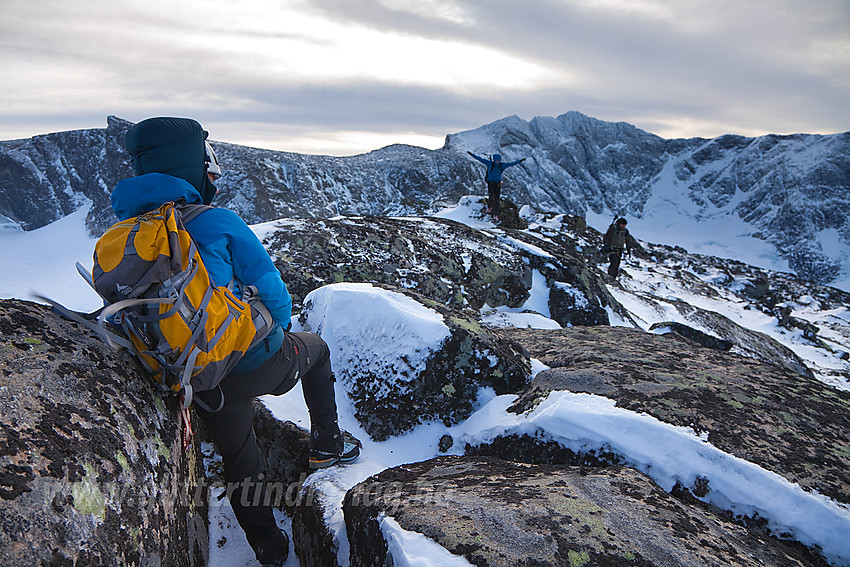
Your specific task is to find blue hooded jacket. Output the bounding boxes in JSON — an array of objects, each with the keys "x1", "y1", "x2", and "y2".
[
  {"x1": 110, "y1": 173, "x2": 291, "y2": 372},
  {"x1": 468, "y1": 152, "x2": 524, "y2": 182}
]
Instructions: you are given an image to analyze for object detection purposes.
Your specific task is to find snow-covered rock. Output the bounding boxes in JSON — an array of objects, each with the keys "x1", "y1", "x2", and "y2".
[
  {"x1": 344, "y1": 456, "x2": 820, "y2": 567},
  {"x1": 259, "y1": 204, "x2": 614, "y2": 328},
  {"x1": 299, "y1": 283, "x2": 530, "y2": 440}
]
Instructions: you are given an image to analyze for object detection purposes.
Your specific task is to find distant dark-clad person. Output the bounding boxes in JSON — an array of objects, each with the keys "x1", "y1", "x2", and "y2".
[
  {"x1": 467, "y1": 151, "x2": 526, "y2": 216},
  {"x1": 602, "y1": 217, "x2": 633, "y2": 278}
]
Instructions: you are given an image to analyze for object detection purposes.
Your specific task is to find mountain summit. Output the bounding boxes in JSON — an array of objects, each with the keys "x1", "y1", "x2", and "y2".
[{"x1": 1, "y1": 112, "x2": 847, "y2": 288}]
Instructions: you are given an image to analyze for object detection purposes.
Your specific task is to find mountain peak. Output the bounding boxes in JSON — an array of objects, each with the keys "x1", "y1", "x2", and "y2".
[{"x1": 1, "y1": 112, "x2": 848, "y2": 289}]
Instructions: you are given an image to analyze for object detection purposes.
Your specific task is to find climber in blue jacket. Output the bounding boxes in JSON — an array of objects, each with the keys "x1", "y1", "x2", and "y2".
[
  {"x1": 467, "y1": 151, "x2": 526, "y2": 216},
  {"x1": 113, "y1": 117, "x2": 360, "y2": 567}
]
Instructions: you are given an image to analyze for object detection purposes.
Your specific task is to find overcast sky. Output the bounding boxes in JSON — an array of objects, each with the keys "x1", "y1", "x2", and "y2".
[{"x1": 2, "y1": 0, "x2": 848, "y2": 156}]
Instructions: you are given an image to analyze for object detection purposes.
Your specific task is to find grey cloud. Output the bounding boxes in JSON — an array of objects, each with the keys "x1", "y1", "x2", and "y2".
[
  {"x1": 1, "y1": 0, "x2": 848, "y2": 152},
  {"x1": 301, "y1": 0, "x2": 850, "y2": 135}
]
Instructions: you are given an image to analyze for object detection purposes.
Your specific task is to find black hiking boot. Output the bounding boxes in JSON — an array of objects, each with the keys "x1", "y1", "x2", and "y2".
[
  {"x1": 309, "y1": 430, "x2": 362, "y2": 469},
  {"x1": 254, "y1": 528, "x2": 289, "y2": 566}
]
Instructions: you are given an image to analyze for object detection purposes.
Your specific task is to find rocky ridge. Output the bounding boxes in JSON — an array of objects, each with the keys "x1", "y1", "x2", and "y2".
[
  {"x1": 2, "y1": 112, "x2": 847, "y2": 285},
  {"x1": 2, "y1": 194, "x2": 849, "y2": 564}
]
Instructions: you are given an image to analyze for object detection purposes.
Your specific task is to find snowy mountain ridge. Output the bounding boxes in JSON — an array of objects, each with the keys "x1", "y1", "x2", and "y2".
[{"x1": 1, "y1": 112, "x2": 847, "y2": 290}]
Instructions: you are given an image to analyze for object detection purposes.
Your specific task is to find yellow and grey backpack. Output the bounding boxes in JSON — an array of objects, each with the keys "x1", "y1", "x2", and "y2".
[{"x1": 84, "y1": 200, "x2": 272, "y2": 409}]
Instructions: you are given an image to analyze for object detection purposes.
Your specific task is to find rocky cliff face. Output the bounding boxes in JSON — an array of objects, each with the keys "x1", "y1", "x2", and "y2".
[
  {"x1": 0, "y1": 116, "x2": 133, "y2": 235},
  {"x1": 2, "y1": 112, "x2": 847, "y2": 285}
]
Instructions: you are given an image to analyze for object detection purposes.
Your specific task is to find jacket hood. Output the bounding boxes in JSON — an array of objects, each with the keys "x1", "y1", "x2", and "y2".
[
  {"x1": 493, "y1": 153, "x2": 502, "y2": 162},
  {"x1": 111, "y1": 173, "x2": 204, "y2": 221},
  {"x1": 124, "y1": 117, "x2": 217, "y2": 203}
]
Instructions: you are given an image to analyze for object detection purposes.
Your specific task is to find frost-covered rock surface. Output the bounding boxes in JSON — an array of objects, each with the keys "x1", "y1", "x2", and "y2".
[
  {"x1": 299, "y1": 283, "x2": 530, "y2": 440},
  {"x1": 0, "y1": 300, "x2": 208, "y2": 566},
  {"x1": 2, "y1": 112, "x2": 847, "y2": 287},
  {"x1": 257, "y1": 197, "x2": 614, "y2": 327}
]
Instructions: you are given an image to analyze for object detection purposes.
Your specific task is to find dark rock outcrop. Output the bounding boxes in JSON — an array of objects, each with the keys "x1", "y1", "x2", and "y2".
[
  {"x1": 343, "y1": 456, "x2": 818, "y2": 567},
  {"x1": 649, "y1": 320, "x2": 734, "y2": 351},
  {"x1": 498, "y1": 326, "x2": 850, "y2": 506},
  {"x1": 264, "y1": 210, "x2": 616, "y2": 327},
  {"x1": 646, "y1": 298, "x2": 814, "y2": 378},
  {"x1": 0, "y1": 299, "x2": 208, "y2": 566},
  {"x1": 291, "y1": 483, "x2": 340, "y2": 567}
]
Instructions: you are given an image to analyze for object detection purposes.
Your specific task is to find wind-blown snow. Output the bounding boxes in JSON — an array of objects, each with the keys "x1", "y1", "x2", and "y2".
[
  {"x1": 262, "y1": 281, "x2": 850, "y2": 567},
  {"x1": 452, "y1": 392, "x2": 850, "y2": 565},
  {"x1": 479, "y1": 269, "x2": 561, "y2": 330},
  {"x1": 433, "y1": 195, "x2": 496, "y2": 230},
  {"x1": 300, "y1": 282, "x2": 451, "y2": 390},
  {"x1": 380, "y1": 514, "x2": 474, "y2": 567}
]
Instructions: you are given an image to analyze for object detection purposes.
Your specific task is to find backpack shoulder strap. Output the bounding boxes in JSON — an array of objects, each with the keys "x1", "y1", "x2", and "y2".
[{"x1": 176, "y1": 202, "x2": 214, "y2": 224}]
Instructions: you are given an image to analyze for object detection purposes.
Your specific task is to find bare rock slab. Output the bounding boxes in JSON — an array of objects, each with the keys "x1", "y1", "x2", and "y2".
[{"x1": 343, "y1": 456, "x2": 815, "y2": 567}]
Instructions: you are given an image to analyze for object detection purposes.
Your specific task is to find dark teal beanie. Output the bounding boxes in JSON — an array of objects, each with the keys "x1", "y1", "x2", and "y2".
[{"x1": 124, "y1": 117, "x2": 217, "y2": 203}]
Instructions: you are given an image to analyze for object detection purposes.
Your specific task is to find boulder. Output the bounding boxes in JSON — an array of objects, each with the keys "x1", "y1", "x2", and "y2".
[
  {"x1": 498, "y1": 326, "x2": 850, "y2": 507},
  {"x1": 343, "y1": 456, "x2": 816, "y2": 567},
  {"x1": 0, "y1": 299, "x2": 208, "y2": 566},
  {"x1": 299, "y1": 283, "x2": 531, "y2": 441},
  {"x1": 261, "y1": 212, "x2": 616, "y2": 327}
]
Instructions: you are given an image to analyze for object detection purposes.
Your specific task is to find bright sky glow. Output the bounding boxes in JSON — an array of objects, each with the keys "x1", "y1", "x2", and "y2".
[{"x1": 1, "y1": 0, "x2": 848, "y2": 154}]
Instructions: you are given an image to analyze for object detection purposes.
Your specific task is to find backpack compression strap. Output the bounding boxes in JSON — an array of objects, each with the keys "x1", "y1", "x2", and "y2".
[{"x1": 32, "y1": 294, "x2": 134, "y2": 350}]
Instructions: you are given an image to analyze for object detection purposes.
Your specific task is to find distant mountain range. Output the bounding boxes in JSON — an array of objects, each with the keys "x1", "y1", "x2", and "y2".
[{"x1": 1, "y1": 112, "x2": 847, "y2": 286}]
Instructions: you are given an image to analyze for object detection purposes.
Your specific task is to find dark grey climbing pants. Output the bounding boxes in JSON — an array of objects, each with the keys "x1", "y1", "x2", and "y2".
[
  {"x1": 608, "y1": 249, "x2": 623, "y2": 278},
  {"x1": 487, "y1": 181, "x2": 502, "y2": 214},
  {"x1": 195, "y1": 331, "x2": 342, "y2": 549}
]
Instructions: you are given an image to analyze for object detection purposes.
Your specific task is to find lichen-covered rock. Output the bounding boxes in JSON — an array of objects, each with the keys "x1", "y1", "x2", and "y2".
[
  {"x1": 260, "y1": 210, "x2": 616, "y2": 327},
  {"x1": 0, "y1": 299, "x2": 208, "y2": 566},
  {"x1": 343, "y1": 456, "x2": 816, "y2": 567},
  {"x1": 499, "y1": 326, "x2": 850, "y2": 506},
  {"x1": 300, "y1": 283, "x2": 531, "y2": 441}
]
